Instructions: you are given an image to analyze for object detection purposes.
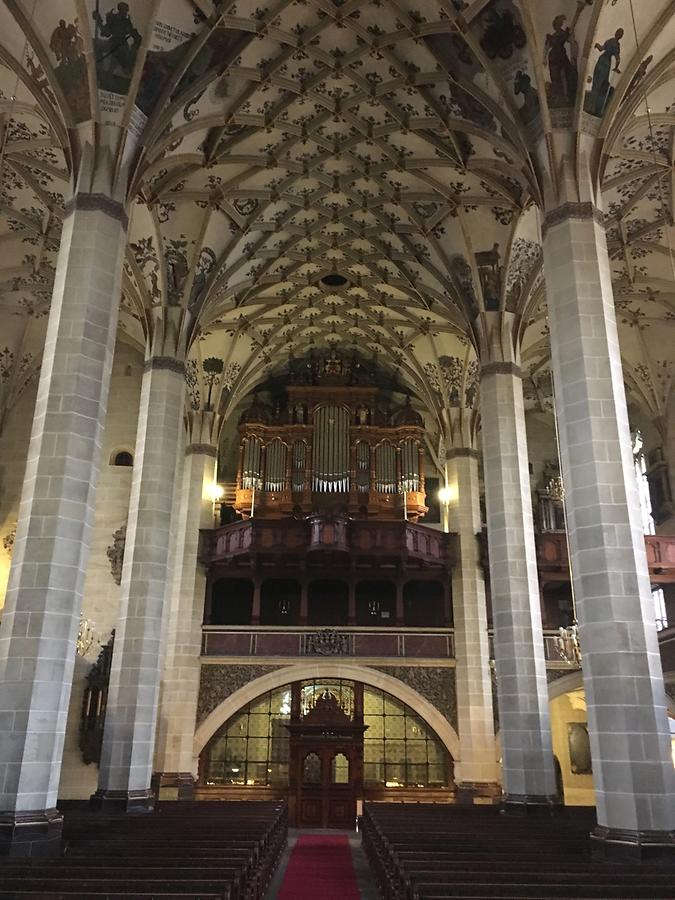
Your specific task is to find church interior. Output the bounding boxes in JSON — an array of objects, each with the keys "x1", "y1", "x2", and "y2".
[{"x1": 0, "y1": 0, "x2": 674, "y2": 895}]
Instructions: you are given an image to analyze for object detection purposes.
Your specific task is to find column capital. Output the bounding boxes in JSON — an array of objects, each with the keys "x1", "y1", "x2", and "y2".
[
  {"x1": 542, "y1": 201, "x2": 605, "y2": 239},
  {"x1": 185, "y1": 442, "x2": 217, "y2": 458},
  {"x1": 144, "y1": 356, "x2": 186, "y2": 375},
  {"x1": 446, "y1": 447, "x2": 480, "y2": 461},
  {"x1": 480, "y1": 361, "x2": 523, "y2": 379},
  {"x1": 63, "y1": 192, "x2": 129, "y2": 230}
]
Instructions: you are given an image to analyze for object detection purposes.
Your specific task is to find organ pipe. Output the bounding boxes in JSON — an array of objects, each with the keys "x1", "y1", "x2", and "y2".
[
  {"x1": 264, "y1": 438, "x2": 286, "y2": 492},
  {"x1": 292, "y1": 441, "x2": 307, "y2": 492},
  {"x1": 375, "y1": 441, "x2": 397, "y2": 493},
  {"x1": 234, "y1": 372, "x2": 428, "y2": 520},
  {"x1": 242, "y1": 436, "x2": 262, "y2": 489},
  {"x1": 312, "y1": 405, "x2": 349, "y2": 492},
  {"x1": 401, "y1": 438, "x2": 420, "y2": 492}
]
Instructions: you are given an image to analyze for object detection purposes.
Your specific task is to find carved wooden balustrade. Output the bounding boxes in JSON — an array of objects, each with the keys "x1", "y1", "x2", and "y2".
[
  {"x1": 535, "y1": 532, "x2": 675, "y2": 583},
  {"x1": 200, "y1": 518, "x2": 457, "y2": 571}
]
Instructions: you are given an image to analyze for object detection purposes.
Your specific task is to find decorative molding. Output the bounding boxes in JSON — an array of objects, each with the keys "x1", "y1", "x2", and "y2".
[
  {"x1": 186, "y1": 443, "x2": 218, "y2": 458},
  {"x1": 2, "y1": 523, "x2": 16, "y2": 554},
  {"x1": 548, "y1": 108, "x2": 574, "y2": 130},
  {"x1": 445, "y1": 448, "x2": 480, "y2": 461},
  {"x1": 144, "y1": 357, "x2": 186, "y2": 375},
  {"x1": 304, "y1": 628, "x2": 350, "y2": 656},
  {"x1": 480, "y1": 361, "x2": 523, "y2": 379},
  {"x1": 197, "y1": 664, "x2": 277, "y2": 723},
  {"x1": 106, "y1": 525, "x2": 126, "y2": 585},
  {"x1": 542, "y1": 202, "x2": 605, "y2": 238},
  {"x1": 373, "y1": 665, "x2": 457, "y2": 730},
  {"x1": 63, "y1": 193, "x2": 128, "y2": 229}
]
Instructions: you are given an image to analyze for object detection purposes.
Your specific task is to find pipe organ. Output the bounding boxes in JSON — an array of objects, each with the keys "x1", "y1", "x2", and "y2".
[{"x1": 234, "y1": 353, "x2": 428, "y2": 522}]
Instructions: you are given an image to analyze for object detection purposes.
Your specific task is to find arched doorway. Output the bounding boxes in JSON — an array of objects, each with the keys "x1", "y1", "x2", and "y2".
[{"x1": 197, "y1": 672, "x2": 456, "y2": 824}]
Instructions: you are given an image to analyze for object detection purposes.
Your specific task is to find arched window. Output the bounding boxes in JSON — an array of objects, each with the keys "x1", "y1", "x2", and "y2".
[
  {"x1": 111, "y1": 450, "x2": 133, "y2": 467},
  {"x1": 199, "y1": 679, "x2": 452, "y2": 790}
]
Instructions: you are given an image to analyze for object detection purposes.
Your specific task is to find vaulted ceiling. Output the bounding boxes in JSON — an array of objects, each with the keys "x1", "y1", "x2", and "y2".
[{"x1": 1, "y1": 0, "x2": 674, "y2": 447}]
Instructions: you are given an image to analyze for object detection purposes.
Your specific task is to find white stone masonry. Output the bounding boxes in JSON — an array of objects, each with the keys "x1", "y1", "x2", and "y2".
[
  {"x1": 0, "y1": 197, "x2": 127, "y2": 827},
  {"x1": 480, "y1": 362, "x2": 558, "y2": 807},
  {"x1": 446, "y1": 449, "x2": 497, "y2": 791},
  {"x1": 154, "y1": 416, "x2": 217, "y2": 785},
  {"x1": 95, "y1": 358, "x2": 185, "y2": 807},
  {"x1": 543, "y1": 207, "x2": 675, "y2": 841}
]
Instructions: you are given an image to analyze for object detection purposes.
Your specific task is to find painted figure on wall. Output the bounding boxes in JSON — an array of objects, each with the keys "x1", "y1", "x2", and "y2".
[
  {"x1": 544, "y1": 15, "x2": 578, "y2": 107},
  {"x1": 93, "y1": 1, "x2": 141, "y2": 95},
  {"x1": 514, "y1": 69, "x2": 540, "y2": 124},
  {"x1": 584, "y1": 28, "x2": 624, "y2": 117},
  {"x1": 49, "y1": 18, "x2": 90, "y2": 121},
  {"x1": 480, "y1": 6, "x2": 526, "y2": 61},
  {"x1": 625, "y1": 54, "x2": 653, "y2": 101}
]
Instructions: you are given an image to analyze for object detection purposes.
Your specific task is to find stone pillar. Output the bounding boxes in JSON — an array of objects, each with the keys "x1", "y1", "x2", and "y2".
[
  {"x1": 446, "y1": 448, "x2": 498, "y2": 801},
  {"x1": 153, "y1": 412, "x2": 218, "y2": 798},
  {"x1": 479, "y1": 334, "x2": 558, "y2": 812},
  {"x1": 0, "y1": 189, "x2": 127, "y2": 855},
  {"x1": 92, "y1": 356, "x2": 186, "y2": 812},
  {"x1": 251, "y1": 576, "x2": 262, "y2": 625},
  {"x1": 543, "y1": 202, "x2": 675, "y2": 857},
  {"x1": 395, "y1": 581, "x2": 404, "y2": 625}
]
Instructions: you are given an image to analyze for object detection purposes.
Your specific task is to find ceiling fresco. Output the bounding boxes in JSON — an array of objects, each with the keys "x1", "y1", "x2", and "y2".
[{"x1": 0, "y1": 0, "x2": 674, "y2": 452}]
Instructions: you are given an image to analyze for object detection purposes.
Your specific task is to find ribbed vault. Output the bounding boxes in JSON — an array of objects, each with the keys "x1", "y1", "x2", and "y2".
[{"x1": 0, "y1": 0, "x2": 674, "y2": 448}]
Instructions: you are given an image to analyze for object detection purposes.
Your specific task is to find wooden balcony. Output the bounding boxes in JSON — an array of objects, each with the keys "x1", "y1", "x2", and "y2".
[
  {"x1": 201, "y1": 518, "x2": 457, "y2": 572},
  {"x1": 535, "y1": 532, "x2": 675, "y2": 583}
]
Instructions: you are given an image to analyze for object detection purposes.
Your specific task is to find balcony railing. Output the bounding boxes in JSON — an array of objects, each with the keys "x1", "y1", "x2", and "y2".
[
  {"x1": 201, "y1": 518, "x2": 457, "y2": 570},
  {"x1": 201, "y1": 624, "x2": 674, "y2": 675},
  {"x1": 535, "y1": 532, "x2": 675, "y2": 582},
  {"x1": 201, "y1": 625, "x2": 455, "y2": 660}
]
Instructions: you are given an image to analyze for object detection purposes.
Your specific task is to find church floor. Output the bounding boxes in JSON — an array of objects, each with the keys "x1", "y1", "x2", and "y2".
[{"x1": 266, "y1": 829, "x2": 379, "y2": 900}]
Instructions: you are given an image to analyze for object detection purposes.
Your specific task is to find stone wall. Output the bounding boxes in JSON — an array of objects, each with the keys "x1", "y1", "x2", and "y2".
[
  {"x1": 373, "y1": 665, "x2": 457, "y2": 730},
  {"x1": 197, "y1": 664, "x2": 279, "y2": 723},
  {"x1": 58, "y1": 341, "x2": 144, "y2": 798}
]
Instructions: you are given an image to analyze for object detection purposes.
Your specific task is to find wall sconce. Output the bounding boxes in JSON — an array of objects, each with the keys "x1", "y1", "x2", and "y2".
[
  {"x1": 209, "y1": 483, "x2": 225, "y2": 503},
  {"x1": 437, "y1": 485, "x2": 457, "y2": 505}
]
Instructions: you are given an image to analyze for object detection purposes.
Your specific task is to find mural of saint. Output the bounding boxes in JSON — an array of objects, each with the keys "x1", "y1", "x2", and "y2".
[
  {"x1": 543, "y1": 15, "x2": 578, "y2": 107},
  {"x1": 93, "y1": 2, "x2": 142, "y2": 95},
  {"x1": 49, "y1": 18, "x2": 90, "y2": 122},
  {"x1": 584, "y1": 28, "x2": 624, "y2": 117}
]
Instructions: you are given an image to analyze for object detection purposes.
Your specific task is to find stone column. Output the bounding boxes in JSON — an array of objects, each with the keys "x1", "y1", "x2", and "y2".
[
  {"x1": 92, "y1": 356, "x2": 186, "y2": 812},
  {"x1": 543, "y1": 202, "x2": 675, "y2": 857},
  {"x1": 446, "y1": 448, "x2": 498, "y2": 801},
  {"x1": 0, "y1": 189, "x2": 127, "y2": 855},
  {"x1": 479, "y1": 325, "x2": 558, "y2": 812},
  {"x1": 153, "y1": 411, "x2": 218, "y2": 798}
]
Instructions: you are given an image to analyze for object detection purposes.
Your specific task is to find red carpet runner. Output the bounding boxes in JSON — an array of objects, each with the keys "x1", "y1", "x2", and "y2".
[{"x1": 278, "y1": 834, "x2": 361, "y2": 900}]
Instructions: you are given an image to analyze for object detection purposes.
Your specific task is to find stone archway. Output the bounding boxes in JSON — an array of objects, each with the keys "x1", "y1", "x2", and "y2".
[{"x1": 193, "y1": 661, "x2": 460, "y2": 763}]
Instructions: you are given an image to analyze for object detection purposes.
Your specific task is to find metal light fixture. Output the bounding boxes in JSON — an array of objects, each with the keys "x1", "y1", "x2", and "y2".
[{"x1": 368, "y1": 598, "x2": 381, "y2": 617}]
